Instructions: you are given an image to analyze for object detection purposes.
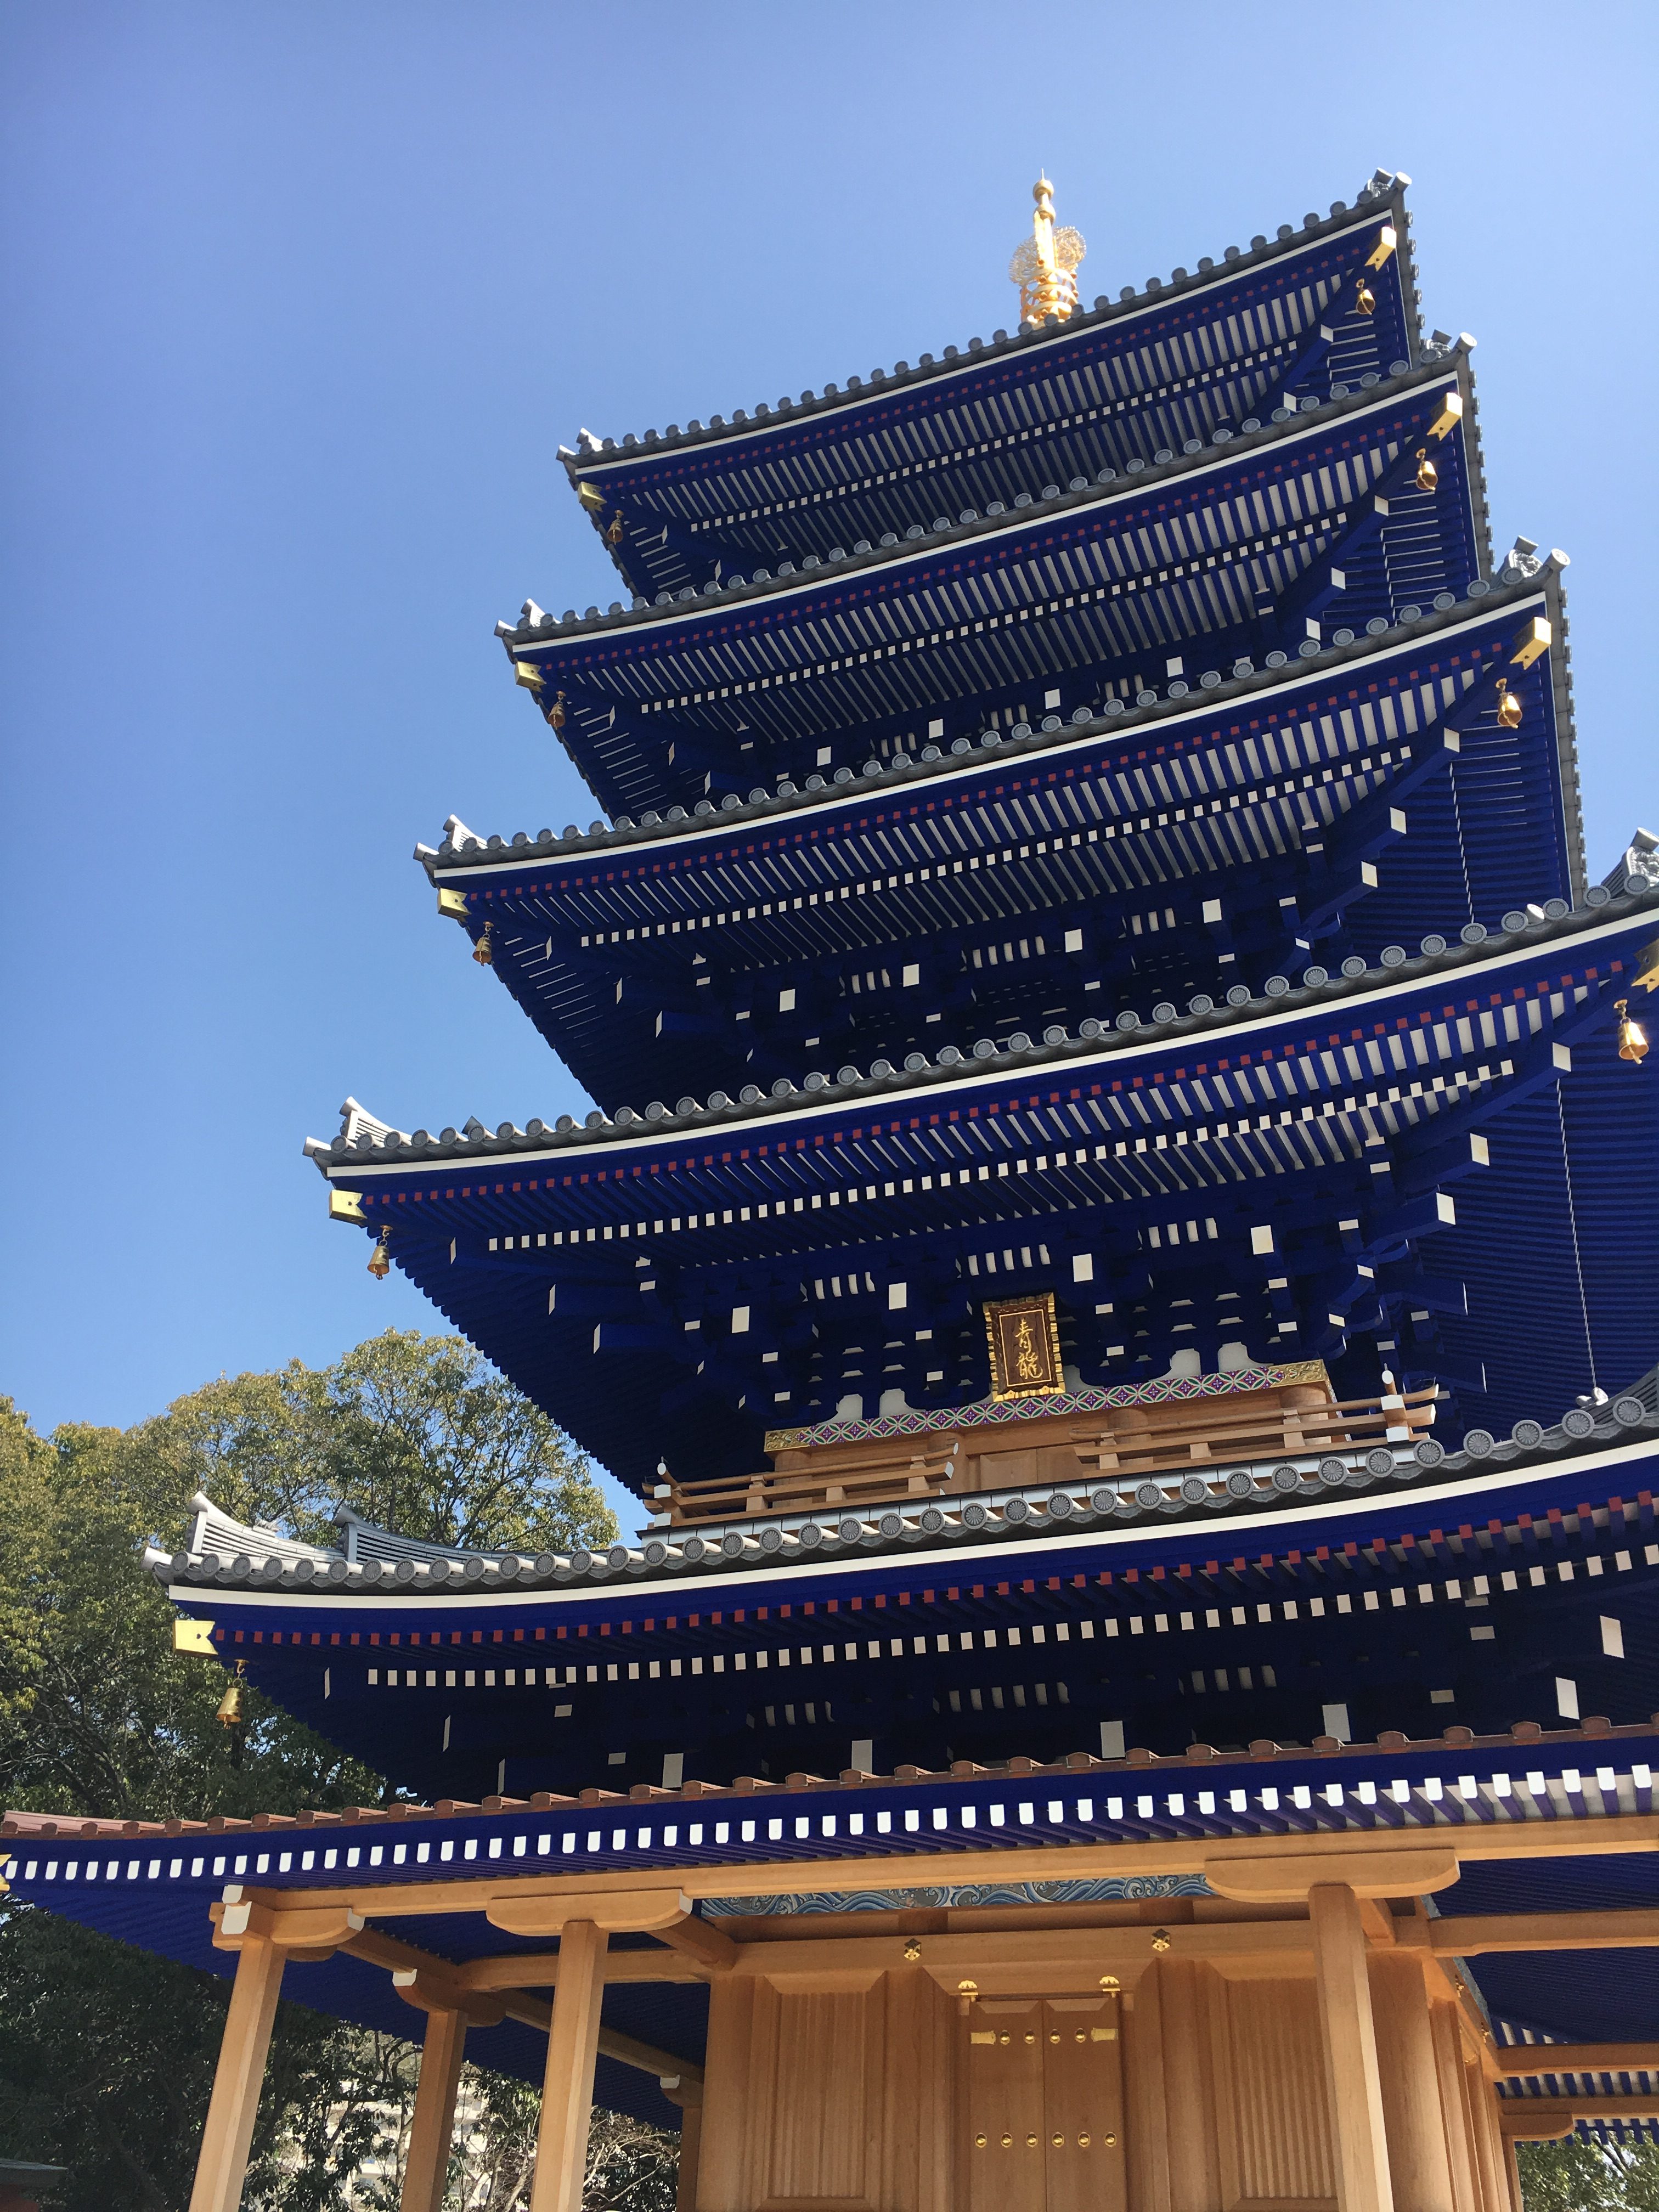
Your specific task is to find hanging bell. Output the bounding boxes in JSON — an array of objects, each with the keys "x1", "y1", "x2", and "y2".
[
  {"x1": 1355, "y1": 278, "x2": 1376, "y2": 317},
  {"x1": 368, "y1": 1226, "x2": 393, "y2": 1279},
  {"x1": 605, "y1": 515, "x2": 624, "y2": 546},
  {"x1": 1616, "y1": 1000, "x2": 1650, "y2": 1064},
  {"x1": 1414, "y1": 447, "x2": 1438, "y2": 494},
  {"x1": 1494, "y1": 679, "x2": 1522, "y2": 731},
  {"x1": 546, "y1": 690, "x2": 567, "y2": 732},
  {"x1": 216, "y1": 1668, "x2": 245, "y2": 1729},
  {"x1": 473, "y1": 922, "x2": 495, "y2": 968}
]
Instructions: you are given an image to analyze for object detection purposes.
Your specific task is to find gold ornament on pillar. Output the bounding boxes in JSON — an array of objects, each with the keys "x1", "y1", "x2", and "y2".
[{"x1": 1009, "y1": 177, "x2": 1086, "y2": 325}]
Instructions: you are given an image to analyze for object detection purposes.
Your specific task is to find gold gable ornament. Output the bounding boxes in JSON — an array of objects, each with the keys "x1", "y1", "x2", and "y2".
[{"x1": 983, "y1": 1290, "x2": 1066, "y2": 1403}]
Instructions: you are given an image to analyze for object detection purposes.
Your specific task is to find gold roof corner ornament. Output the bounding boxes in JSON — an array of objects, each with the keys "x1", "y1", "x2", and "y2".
[{"x1": 1009, "y1": 176, "x2": 1086, "y2": 326}]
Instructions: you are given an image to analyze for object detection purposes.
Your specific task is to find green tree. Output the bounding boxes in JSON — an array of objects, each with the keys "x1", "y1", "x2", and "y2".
[
  {"x1": 1517, "y1": 2134, "x2": 1659, "y2": 2210},
  {"x1": 0, "y1": 1335, "x2": 617, "y2": 2209}
]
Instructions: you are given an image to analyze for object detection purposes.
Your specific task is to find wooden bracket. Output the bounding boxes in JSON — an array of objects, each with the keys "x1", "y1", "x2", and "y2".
[
  {"x1": 485, "y1": 1887, "x2": 694, "y2": 1939},
  {"x1": 211, "y1": 1898, "x2": 365, "y2": 1956},
  {"x1": 1202, "y1": 1849, "x2": 1459, "y2": 1902},
  {"x1": 391, "y1": 1967, "x2": 506, "y2": 2029}
]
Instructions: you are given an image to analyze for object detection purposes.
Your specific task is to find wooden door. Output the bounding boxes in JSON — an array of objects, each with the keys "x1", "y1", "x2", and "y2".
[
  {"x1": 964, "y1": 2001, "x2": 1046, "y2": 2212},
  {"x1": 1042, "y1": 1997, "x2": 1126, "y2": 2212},
  {"x1": 962, "y1": 1995, "x2": 1125, "y2": 2212}
]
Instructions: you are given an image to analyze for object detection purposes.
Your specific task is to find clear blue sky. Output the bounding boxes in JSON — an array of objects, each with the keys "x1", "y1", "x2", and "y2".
[{"x1": 5, "y1": 2, "x2": 1656, "y2": 1520}]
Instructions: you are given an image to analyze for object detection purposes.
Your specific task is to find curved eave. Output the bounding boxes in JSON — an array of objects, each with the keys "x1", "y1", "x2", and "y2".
[
  {"x1": 150, "y1": 1416, "x2": 1659, "y2": 1605},
  {"x1": 507, "y1": 356, "x2": 1477, "y2": 659},
  {"x1": 442, "y1": 566, "x2": 1558, "y2": 898},
  {"x1": 562, "y1": 183, "x2": 1418, "y2": 490},
  {"x1": 328, "y1": 866, "x2": 1648, "y2": 1170}
]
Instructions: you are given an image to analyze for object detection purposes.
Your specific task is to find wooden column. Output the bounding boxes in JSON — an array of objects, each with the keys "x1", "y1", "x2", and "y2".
[
  {"x1": 671, "y1": 2090, "x2": 704, "y2": 2212},
  {"x1": 1310, "y1": 1883, "x2": 1393, "y2": 2212},
  {"x1": 530, "y1": 1918, "x2": 609, "y2": 2212},
  {"x1": 401, "y1": 2006, "x2": 470, "y2": 2212},
  {"x1": 1369, "y1": 1952, "x2": 1455, "y2": 2212},
  {"x1": 1429, "y1": 2000, "x2": 1483, "y2": 2212},
  {"x1": 1122, "y1": 1974, "x2": 1172, "y2": 2212},
  {"x1": 187, "y1": 1934, "x2": 285, "y2": 2212},
  {"x1": 1464, "y1": 2057, "x2": 1507, "y2": 2212}
]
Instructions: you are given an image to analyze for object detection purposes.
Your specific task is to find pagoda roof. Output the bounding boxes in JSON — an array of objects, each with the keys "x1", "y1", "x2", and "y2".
[
  {"x1": 442, "y1": 567, "x2": 1561, "y2": 883},
  {"x1": 426, "y1": 581, "x2": 1579, "y2": 1110},
  {"x1": 147, "y1": 1385, "x2": 1658, "y2": 1604},
  {"x1": 558, "y1": 180, "x2": 1419, "y2": 601},
  {"x1": 317, "y1": 871, "x2": 1640, "y2": 1171},
  {"x1": 8, "y1": 1719, "x2": 1653, "y2": 1843},
  {"x1": 128, "y1": 1404, "x2": 1659, "y2": 1801},
  {"x1": 303, "y1": 889, "x2": 1659, "y2": 1489},
  {"x1": 503, "y1": 359, "x2": 1488, "y2": 817},
  {"x1": 11, "y1": 1717, "x2": 1659, "y2": 2066}
]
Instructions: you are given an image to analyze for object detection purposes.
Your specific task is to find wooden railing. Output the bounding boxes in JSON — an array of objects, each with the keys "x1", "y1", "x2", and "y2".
[{"x1": 655, "y1": 1383, "x2": 1442, "y2": 1527}]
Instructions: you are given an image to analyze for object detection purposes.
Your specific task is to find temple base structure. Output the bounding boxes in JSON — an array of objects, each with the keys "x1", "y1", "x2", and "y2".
[
  {"x1": 694, "y1": 1881, "x2": 1494, "y2": 2212},
  {"x1": 53, "y1": 1785, "x2": 1640, "y2": 2212}
]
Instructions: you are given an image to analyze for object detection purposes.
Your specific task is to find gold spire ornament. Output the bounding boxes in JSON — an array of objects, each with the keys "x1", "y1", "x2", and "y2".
[
  {"x1": 1494, "y1": 678, "x2": 1522, "y2": 731},
  {"x1": 1615, "y1": 1000, "x2": 1649, "y2": 1063},
  {"x1": 1009, "y1": 177, "x2": 1086, "y2": 325},
  {"x1": 1414, "y1": 447, "x2": 1438, "y2": 493},
  {"x1": 368, "y1": 1226, "x2": 393, "y2": 1279}
]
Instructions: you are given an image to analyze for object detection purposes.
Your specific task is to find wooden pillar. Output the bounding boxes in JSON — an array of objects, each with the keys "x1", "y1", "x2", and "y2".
[
  {"x1": 1309, "y1": 1883, "x2": 1393, "y2": 2212},
  {"x1": 530, "y1": 1918, "x2": 609, "y2": 2212},
  {"x1": 1160, "y1": 1960, "x2": 1221, "y2": 2211},
  {"x1": 673, "y1": 2092, "x2": 704, "y2": 2212},
  {"x1": 401, "y1": 2006, "x2": 470, "y2": 2212},
  {"x1": 1429, "y1": 2001, "x2": 1482, "y2": 2212},
  {"x1": 1464, "y1": 2057, "x2": 1507, "y2": 2212},
  {"x1": 1369, "y1": 1953, "x2": 1455, "y2": 2212},
  {"x1": 187, "y1": 1935, "x2": 285, "y2": 2212},
  {"x1": 1122, "y1": 1974, "x2": 1172, "y2": 2212}
]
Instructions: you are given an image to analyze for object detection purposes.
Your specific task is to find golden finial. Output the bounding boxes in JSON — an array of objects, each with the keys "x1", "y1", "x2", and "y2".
[{"x1": 1009, "y1": 175, "x2": 1086, "y2": 325}]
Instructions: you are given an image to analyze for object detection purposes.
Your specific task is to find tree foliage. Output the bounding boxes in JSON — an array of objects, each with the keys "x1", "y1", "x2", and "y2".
[
  {"x1": 1517, "y1": 2135, "x2": 1659, "y2": 2211},
  {"x1": 0, "y1": 1334, "x2": 620, "y2": 2209}
]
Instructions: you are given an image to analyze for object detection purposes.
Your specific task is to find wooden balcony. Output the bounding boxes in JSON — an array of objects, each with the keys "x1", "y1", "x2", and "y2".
[{"x1": 655, "y1": 1376, "x2": 1441, "y2": 1527}]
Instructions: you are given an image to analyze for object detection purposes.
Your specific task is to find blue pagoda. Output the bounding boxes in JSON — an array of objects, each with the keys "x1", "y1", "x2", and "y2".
[{"x1": 10, "y1": 173, "x2": 1659, "y2": 2212}]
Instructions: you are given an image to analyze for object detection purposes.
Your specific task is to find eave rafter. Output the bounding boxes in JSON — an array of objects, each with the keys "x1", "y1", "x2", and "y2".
[
  {"x1": 311, "y1": 899, "x2": 1659, "y2": 1486},
  {"x1": 509, "y1": 365, "x2": 1483, "y2": 816}
]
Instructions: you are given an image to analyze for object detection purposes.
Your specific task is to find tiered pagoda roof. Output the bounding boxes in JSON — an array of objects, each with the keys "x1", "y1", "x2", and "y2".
[
  {"x1": 504, "y1": 353, "x2": 1492, "y2": 820},
  {"x1": 556, "y1": 172, "x2": 1422, "y2": 605},
  {"x1": 272, "y1": 169, "x2": 1659, "y2": 1839},
  {"x1": 16, "y1": 178, "x2": 1659, "y2": 2119},
  {"x1": 432, "y1": 572, "x2": 1578, "y2": 1111},
  {"x1": 311, "y1": 885, "x2": 1659, "y2": 1491}
]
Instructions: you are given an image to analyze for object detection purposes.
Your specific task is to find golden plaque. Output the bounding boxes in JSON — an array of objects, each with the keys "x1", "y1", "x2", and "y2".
[{"x1": 983, "y1": 1291, "x2": 1065, "y2": 1402}]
